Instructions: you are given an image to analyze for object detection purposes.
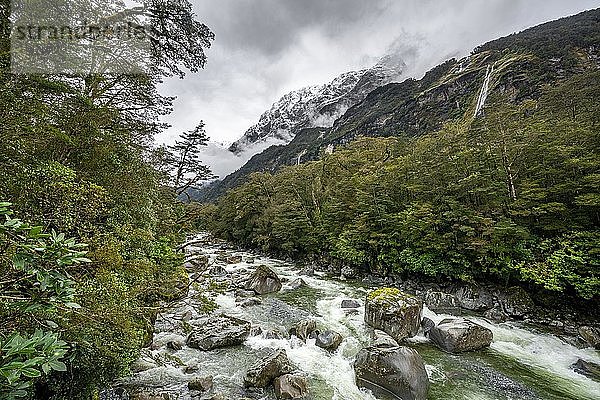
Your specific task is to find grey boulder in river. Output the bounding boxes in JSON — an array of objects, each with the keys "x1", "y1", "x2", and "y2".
[
  {"x1": 245, "y1": 264, "x2": 283, "y2": 294},
  {"x1": 354, "y1": 345, "x2": 429, "y2": 400},
  {"x1": 186, "y1": 314, "x2": 251, "y2": 351},
  {"x1": 364, "y1": 287, "x2": 423, "y2": 342},
  {"x1": 428, "y1": 318, "x2": 493, "y2": 353}
]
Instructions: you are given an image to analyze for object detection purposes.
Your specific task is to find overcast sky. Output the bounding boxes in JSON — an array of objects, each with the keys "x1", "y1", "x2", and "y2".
[{"x1": 156, "y1": 0, "x2": 597, "y2": 177}]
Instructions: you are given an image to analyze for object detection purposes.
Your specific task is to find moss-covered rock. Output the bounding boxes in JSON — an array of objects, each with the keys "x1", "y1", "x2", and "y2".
[{"x1": 364, "y1": 288, "x2": 423, "y2": 342}]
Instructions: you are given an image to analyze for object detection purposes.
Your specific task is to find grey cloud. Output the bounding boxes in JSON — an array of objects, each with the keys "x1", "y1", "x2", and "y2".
[
  {"x1": 158, "y1": 0, "x2": 599, "y2": 178},
  {"x1": 193, "y1": 0, "x2": 392, "y2": 58}
]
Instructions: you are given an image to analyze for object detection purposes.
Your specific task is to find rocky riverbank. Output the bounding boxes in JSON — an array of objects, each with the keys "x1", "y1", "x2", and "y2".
[
  {"x1": 101, "y1": 234, "x2": 600, "y2": 400},
  {"x1": 279, "y1": 254, "x2": 600, "y2": 350}
]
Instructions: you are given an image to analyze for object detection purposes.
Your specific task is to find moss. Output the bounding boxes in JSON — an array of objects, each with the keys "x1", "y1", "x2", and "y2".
[{"x1": 367, "y1": 287, "x2": 404, "y2": 303}]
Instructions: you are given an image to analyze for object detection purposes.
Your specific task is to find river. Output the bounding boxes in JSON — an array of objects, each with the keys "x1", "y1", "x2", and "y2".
[{"x1": 109, "y1": 235, "x2": 600, "y2": 400}]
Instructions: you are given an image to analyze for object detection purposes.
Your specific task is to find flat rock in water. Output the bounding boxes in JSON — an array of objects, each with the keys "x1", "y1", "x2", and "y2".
[
  {"x1": 341, "y1": 299, "x2": 361, "y2": 309},
  {"x1": 186, "y1": 315, "x2": 251, "y2": 351},
  {"x1": 429, "y1": 318, "x2": 493, "y2": 353},
  {"x1": 572, "y1": 358, "x2": 600, "y2": 381},
  {"x1": 267, "y1": 299, "x2": 310, "y2": 323}
]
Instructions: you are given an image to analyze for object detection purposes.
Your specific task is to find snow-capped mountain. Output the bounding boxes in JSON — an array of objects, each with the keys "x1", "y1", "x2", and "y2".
[{"x1": 228, "y1": 54, "x2": 406, "y2": 154}]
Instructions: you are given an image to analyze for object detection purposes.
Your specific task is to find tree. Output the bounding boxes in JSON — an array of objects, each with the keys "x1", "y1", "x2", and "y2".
[{"x1": 165, "y1": 122, "x2": 213, "y2": 201}]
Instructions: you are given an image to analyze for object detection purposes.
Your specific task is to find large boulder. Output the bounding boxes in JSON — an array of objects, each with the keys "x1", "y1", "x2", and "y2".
[
  {"x1": 315, "y1": 331, "x2": 343, "y2": 352},
  {"x1": 289, "y1": 320, "x2": 317, "y2": 341},
  {"x1": 186, "y1": 315, "x2": 251, "y2": 351},
  {"x1": 364, "y1": 288, "x2": 423, "y2": 342},
  {"x1": 244, "y1": 349, "x2": 293, "y2": 388},
  {"x1": 429, "y1": 318, "x2": 493, "y2": 353},
  {"x1": 354, "y1": 346, "x2": 429, "y2": 400},
  {"x1": 245, "y1": 265, "x2": 282, "y2": 295},
  {"x1": 274, "y1": 374, "x2": 309, "y2": 399},
  {"x1": 424, "y1": 291, "x2": 461, "y2": 314},
  {"x1": 454, "y1": 284, "x2": 494, "y2": 311},
  {"x1": 578, "y1": 326, "x2": 600, "y2": 349}
]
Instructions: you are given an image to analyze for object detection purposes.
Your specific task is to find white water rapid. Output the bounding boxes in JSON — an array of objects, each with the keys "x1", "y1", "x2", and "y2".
[{"x1": 104, "y1": 235, "x2": 600, "y2": 400}]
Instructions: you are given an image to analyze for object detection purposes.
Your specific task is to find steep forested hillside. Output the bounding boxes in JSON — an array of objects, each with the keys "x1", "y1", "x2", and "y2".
[
  {"x1": 201, "y1": 8, "x2": 600, "y2": 201},
  {"x1": 0, "y1": 1, "x2": 213, "y2": 398},
  {"x1": 201, "y1": 10, "x2": 600, "y2": 302}
]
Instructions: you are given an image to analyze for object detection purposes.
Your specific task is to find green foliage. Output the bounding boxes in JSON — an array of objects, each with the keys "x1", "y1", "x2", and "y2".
[
  {"x1": 206, "y1": 70, "x2": 600, "y2": 300},
  {"x1": 0, "y1": 203, "x2": 88, "y2": 398},
  {"x1": 0, "y1": 202, "x2": 87, "y2": 315},
  {"x1": 0, "y1": 330, "x2": 68, "y2": 399},
  {"x1": 515, "y1": 232, "x2": 600, "y2": 299},
  {"x1": 0, "y1": 0, "x2": 215, "y2": 396}
]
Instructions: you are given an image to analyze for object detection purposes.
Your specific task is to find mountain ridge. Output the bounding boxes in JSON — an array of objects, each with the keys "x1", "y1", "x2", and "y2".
[
  {"x1": 197, "y1": 8, "x2": 600, "y2": 202},
  {"x1": 228, "y1": 52, "x2": 406, "y2": 154}
]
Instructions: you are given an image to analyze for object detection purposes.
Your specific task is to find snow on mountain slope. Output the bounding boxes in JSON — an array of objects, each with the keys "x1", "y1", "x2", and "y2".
[{"x1": 228, "y1": 54, "x2": 405, "y2": 154}]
